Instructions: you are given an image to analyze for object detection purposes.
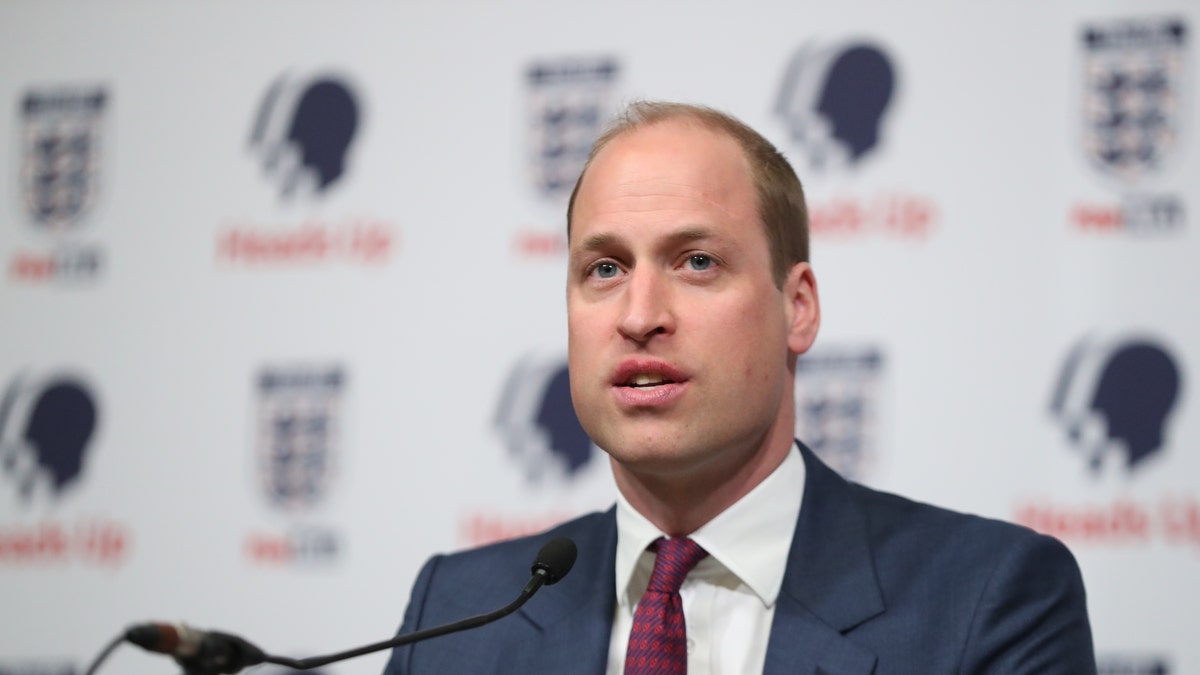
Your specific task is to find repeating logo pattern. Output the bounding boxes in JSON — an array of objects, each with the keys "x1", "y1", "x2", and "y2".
[
  {"x1": 1017, "y1": 334, "x2": 1195, "y2": 551},
  {"x1": 525, "y1": 57, "x2": 619, "y2": 198},
  {"x1": 1051, "y1": 336, "x2": 1182, "y2": 475},
  {"x1": 0, "y1": 373, "x2": 98, "y2": 505},
  {"x1": 773, "y1": 39, "x2": 936, "y2": 240},
  {"x1": 9, "y1": 86, "x2": 109, "y2": 282},
  {"x1": 495, "y1": 355, "x2": 594, "y2": 482},
  {"x1": 219, "y1": 71, "x2": 393, "y2": 266},
  {"x1": 0, "y1": 370, "x2": 125, "y2": 565},
  {"x1": 1082, "y1": 18, "x2": 1188, "y2": 183},
  {"x1": 19, "y1": 88, "x2": 107, "y2": 230},
  {"x1": 249, "y1": 74, "x2": 361, "y2": 199},
  {"x1": 793, "y1": 347, "x2": 885, "y2": 483},
  {"x1": 256, "y1": 366, "x2": 345, "y2": 510},
  {"x1": 776, "y1": 41, "x2": 896, "y2": 170}
]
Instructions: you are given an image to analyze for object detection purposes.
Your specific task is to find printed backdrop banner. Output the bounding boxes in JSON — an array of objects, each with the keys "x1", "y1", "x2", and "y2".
[{"x1": 0, "y1": 2, "x2": 1196, "y2": 674}]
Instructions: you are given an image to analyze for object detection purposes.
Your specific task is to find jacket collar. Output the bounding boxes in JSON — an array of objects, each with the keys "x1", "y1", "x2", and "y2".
[
  {"x1": 764, "y1": 442, "x2": 884, "y2": 674},
  {"x1": 515, "y1": 442, "x2": 886, "y2": 675},
  {"x1": 516, "y1": 509, "x2": 618, "y2": 674}
]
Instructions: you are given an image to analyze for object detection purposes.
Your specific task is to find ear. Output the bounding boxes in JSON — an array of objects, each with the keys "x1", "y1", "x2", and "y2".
[{"x1": 783, "y1": 262, "x2": 820, "y2": 355}]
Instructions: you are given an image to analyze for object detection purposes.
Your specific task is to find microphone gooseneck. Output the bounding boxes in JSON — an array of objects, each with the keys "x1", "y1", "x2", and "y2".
[
  {"x1": 268, "y1": 536, "x2": 579, "y2": 670},
  {"x1": 111, "y1": 536, "x2": 578, "y2": 674}
]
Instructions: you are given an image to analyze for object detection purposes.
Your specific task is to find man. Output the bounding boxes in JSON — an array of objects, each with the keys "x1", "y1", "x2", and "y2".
[{"x1": 383, "y1": 102, "x2": 1095, "y2": 674}]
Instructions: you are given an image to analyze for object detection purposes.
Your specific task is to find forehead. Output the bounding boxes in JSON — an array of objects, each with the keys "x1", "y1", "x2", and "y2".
[{"x1": 571, "y1": 120, "x2": 759, "y2": 233}]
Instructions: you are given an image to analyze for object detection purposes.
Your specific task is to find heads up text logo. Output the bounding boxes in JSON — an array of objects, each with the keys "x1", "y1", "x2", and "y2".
[
  {"x1": 495, "y1": 355, "x2": 594, "y2": 483},
  {"x1": 221, "y1": 72, "x2": 392, "y2": 266},
  {"x1": 1082, "y1": 18, "x2": 1187, "y2": 183},
  {"x1": 776, "y1": 41, "x2": 896, "y2": 171},
  {"x1": 249, "y1": 74, "x2": 361, "y2": 200},
  {"x1": 525, "y1": 57, "x2": 619, "y2": 199},
  {"x1": 0, "y1": 374, "x2": 98, "y2": 505},
  {"x1": 1051, "y1": 336, "x2": 1183, "y2": 475}
]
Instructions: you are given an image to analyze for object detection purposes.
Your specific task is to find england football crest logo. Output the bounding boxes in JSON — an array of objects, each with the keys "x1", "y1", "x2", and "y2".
[
  {"x1": 19, "y1": 88, "x2": 107, "y2": 231},
  {"x1": 1081, "y1": 18, "x2": 1188, "y2": 182},
  {"x1": 525, "y1": 57, "x2": 619, "y2": 198},
  {"x1": 256, "y1": 367, "x2": 345, "y2": 511},
  {"x1": 794, "y1": 347, "x2": 885, "y2": 482}
]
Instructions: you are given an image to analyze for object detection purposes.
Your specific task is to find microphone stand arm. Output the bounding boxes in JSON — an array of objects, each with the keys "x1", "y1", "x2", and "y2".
[{"x1": 262, "y1": 572, "x2": 547, "y2": 671}]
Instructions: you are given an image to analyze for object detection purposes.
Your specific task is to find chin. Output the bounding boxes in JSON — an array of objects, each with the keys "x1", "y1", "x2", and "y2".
[{"x1": 602, "y1": 434, "x2": 713, "y2": 475}]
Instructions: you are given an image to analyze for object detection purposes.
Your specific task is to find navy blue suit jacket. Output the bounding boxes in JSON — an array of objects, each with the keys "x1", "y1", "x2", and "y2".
[{"x1": 383, "y1": 444, "x2": 1095, "y2": 674}]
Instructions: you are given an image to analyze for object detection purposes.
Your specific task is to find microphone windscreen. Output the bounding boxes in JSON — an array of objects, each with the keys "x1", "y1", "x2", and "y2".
[
  {"x1": 531, "y1": 537, "x2": 577, "y2": 585},
  {"x1": 126, "y1": 623, "x2": 181, "y2": 653}
]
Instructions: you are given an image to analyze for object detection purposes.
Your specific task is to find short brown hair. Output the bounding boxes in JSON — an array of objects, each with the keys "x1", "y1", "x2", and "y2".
[{"x1": 566, "y1": 101, "x2": 809, "y2": 286}]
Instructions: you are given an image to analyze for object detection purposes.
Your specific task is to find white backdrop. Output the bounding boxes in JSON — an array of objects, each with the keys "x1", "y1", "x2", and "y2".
[{"x1": 1, "y1": 1, "x2": 1196, "y2": 674}]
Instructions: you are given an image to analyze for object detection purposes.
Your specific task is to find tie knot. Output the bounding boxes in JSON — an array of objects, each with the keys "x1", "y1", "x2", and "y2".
[{"x1": 646, "y1": 537, "x2": 707, "y2": 594}]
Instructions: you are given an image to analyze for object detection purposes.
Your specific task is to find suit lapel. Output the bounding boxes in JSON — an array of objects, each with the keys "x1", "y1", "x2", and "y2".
[
  {"x1": 514, "y1": 509, "x2": 618, "y2": 675},
  {"x1": 505, "y1": 445, "x2": 885, "y2": 675},
  {"x1": 764, "y1": 443, "x2": 884, "y2": 675}
]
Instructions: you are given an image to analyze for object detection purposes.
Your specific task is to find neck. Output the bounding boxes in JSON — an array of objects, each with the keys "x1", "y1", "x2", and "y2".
[{"x1": 611, "y1": 430, "x2": 794, "y2": 537}]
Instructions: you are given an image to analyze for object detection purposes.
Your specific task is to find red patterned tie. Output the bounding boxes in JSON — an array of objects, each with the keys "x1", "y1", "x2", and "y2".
[{"x1": 624, "y1": 537, "x2": 708, "y2": 675}]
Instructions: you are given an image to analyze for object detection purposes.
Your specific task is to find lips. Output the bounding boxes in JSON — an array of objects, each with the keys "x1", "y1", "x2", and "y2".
[
  {"x1": 610, "y1": 359, "x2": 689, "y2": 408},
  {"x1": 612, "y1": 359, "x2": 688, "y2": 387}
]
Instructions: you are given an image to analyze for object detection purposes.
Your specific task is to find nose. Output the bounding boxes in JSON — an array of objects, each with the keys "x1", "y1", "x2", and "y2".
[{"x1": 617, "y1": 268, "x2": 674, "y2": 343}]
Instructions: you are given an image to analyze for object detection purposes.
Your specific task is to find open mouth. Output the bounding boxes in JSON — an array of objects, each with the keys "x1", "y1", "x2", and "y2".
[
  {"x1": 611, "y1": 362, "x2": 688, "y2": 407},
  {"x1": 623, "y1": 373, "x2": 676, "y2": 388}
]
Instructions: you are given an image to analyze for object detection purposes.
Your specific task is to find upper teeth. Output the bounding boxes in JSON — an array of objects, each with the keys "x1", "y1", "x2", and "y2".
[{"x1": 630, "y1": 374, "x2": 666, "y2": 386}]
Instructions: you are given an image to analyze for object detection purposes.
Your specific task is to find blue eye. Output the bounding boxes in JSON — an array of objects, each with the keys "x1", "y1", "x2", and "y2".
[
  {"x1": 594, "y1": 262, "x2": 619, "y2": 279},
  {"x1": 687, "y1": 255, "x2": 713, "y2": 271}
]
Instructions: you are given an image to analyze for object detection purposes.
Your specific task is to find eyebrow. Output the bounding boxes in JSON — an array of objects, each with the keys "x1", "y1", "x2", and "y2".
[
  {"x1": 574, "y1": 227, "x2": 720, "y2": 254},
  {"x1": 575, "y1": 231, "x2": 621, "y2": 254}
]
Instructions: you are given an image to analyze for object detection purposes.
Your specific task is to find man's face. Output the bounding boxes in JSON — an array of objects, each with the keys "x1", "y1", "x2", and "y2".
[{"x1": 567, "y1": 120, "x2": 816, "y2": 486}]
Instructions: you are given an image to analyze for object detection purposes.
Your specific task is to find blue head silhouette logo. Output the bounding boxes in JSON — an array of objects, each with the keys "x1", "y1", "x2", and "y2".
[
  {"x1": 776, "y1": 40, "x2": 897, "y2": 170},
  {"x1": 496, "y1": 356, "x2": 594, "y2": 482},
  {"x1": 1051, "y1": 337, "x2": 1183, "y2": 474},
  {"x1": 250, "y1": 74, "x2": 361, "y2": 198},
  {"x1": 0, "y1": 374, "x2": 99, "y2": 503}
]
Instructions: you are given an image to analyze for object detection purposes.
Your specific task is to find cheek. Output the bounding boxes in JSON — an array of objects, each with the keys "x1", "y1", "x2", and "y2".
[
  {"x1": 712, "y1": 294, "x2": 786, "y2": 344},
  {"x1": 718, "y1": 301, "x2": 788, "y2": 381},
  {"x1": 568, "y1": 315, "x2": 599, "y2": 352},
  {"x1": 566, "y1": 309, "x2": 591, "y2": 343},
  {"x1": 568, "y1": 311, "x2": 606, "y2": 374}
]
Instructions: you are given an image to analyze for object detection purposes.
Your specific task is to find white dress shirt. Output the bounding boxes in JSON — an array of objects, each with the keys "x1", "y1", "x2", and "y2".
[{"x1": 606, "y1": 443, "x2": 806, "y2": 674}]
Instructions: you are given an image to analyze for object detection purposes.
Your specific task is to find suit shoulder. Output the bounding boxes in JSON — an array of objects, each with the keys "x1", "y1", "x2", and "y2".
[
  {"x1": 821, "y1": 484, "x2": 1095, "y2": 672},
  {"x1": 422, "y1": 509, "x2": 613, "y2": 587},
  {"x1": 846, "y1": 481, "x2": 1079, "y2": 572}
]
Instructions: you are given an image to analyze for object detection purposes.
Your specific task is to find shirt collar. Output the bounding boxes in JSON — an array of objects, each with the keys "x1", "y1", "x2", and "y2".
[{"x1": 614, "y1": 441, "x2": 806, "y2": 609}]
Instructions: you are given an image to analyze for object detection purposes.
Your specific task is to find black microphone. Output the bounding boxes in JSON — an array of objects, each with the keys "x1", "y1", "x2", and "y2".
[
  {"x1": 114, "y1": 536, "x2": 578, "y2": 674},
  {"x1": 124, "y1": 623, "x2": 265, "y2": 674},
  {"x1": 529, "y1": 534, "x2": 577, "y2": 585}
]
